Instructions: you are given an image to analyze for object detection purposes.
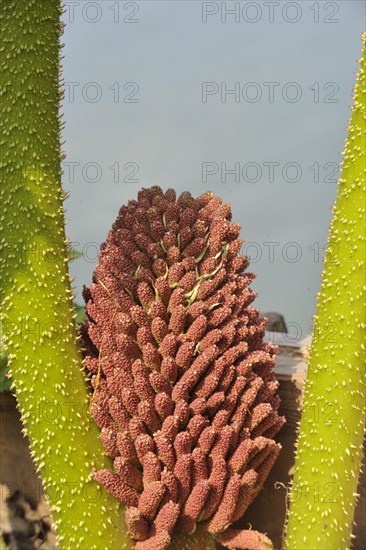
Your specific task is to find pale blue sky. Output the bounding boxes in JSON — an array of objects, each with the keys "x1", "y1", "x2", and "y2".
[{"x1": 61, "y1": 0, "x2": 365, "y2": 338}]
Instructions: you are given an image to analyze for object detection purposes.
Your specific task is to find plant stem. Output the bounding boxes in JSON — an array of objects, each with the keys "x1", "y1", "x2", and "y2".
[
  {"x1": 285, "y1": 35, "x2": 366, "y2": 549},
  {"x1": 0, "y1": 2, "x2": 133, "y2": 548}
]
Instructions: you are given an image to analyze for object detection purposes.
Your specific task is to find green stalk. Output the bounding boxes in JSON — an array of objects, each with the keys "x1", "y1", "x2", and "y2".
[
  {"x1": 0, "y1": 2, "x2": 132, "y2": 548},
  {"x1": 285, "y1": 36, "x2": 366, "y2": 549}
]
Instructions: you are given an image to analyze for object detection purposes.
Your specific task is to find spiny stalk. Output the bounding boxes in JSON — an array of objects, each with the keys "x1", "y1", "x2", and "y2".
[
  {"x1": 285, "y1": 34, "x2": 366, "y2": 550},
  {"x1": 0, "y1": 2, "x2": 133, "y2": 548}
]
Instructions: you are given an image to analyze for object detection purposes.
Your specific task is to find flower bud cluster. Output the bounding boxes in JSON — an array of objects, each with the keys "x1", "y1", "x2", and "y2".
[{"x1": 81, "y1": 187, "x2": 284, "y2": 549}]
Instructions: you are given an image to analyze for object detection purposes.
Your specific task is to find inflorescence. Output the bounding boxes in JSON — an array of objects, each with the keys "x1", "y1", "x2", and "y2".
[{"x1": 81, "y1": 187, "x2": 285, "y2": 549}]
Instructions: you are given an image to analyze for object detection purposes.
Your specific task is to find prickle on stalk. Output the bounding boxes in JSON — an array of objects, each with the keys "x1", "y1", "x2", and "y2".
[{"x1": 81, "y1": 186, "x2": 285, "y2": 549}]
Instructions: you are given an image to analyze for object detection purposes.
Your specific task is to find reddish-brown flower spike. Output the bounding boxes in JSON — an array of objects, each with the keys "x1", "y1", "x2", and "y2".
[
  {"x1": 125, "y1": 507, "x2": 150, "y2": 541},
  {"x1": 81, "y1": 187, "x2": 284, "y2": 549},
  {"x1": 151, "y1": 501, "x2": 180, "y2": 536},
  {"x1": 216, "y1": 528, "x2": 274, "y2": 550}
]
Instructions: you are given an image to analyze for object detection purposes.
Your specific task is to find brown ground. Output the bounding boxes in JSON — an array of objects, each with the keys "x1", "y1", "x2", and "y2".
[{"x1": 0, "y1": 392, "x2": 56, "y2": 549}]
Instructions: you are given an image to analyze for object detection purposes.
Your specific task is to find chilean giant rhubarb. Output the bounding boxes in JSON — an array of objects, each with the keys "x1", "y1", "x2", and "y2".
[{"x1": 81, "y1": 186, "x2": 285, "y2": 549}]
